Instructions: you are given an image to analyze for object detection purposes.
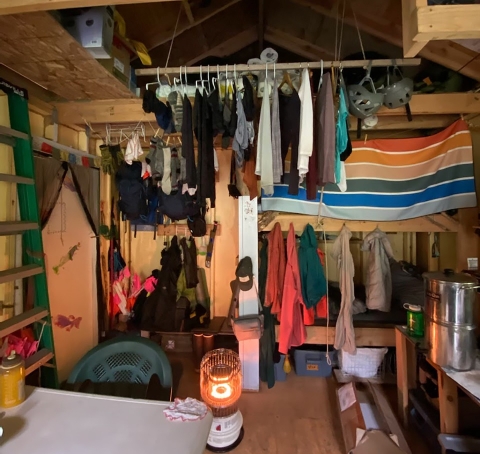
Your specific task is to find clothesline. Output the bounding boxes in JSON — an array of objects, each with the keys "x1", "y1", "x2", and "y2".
[{"x1": 135, "y1": 58, "x2": 422, "y2": 77}]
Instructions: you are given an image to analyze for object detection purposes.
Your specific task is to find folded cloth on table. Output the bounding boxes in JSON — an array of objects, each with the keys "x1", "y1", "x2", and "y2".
[{"x1": 163, "y1": 397, "x2": 209, "y2": 422}]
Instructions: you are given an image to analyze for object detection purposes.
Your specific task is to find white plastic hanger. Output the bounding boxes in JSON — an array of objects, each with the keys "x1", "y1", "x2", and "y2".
[{"x1": 318, "y1": 59, "x2": 324, "y2": 91}]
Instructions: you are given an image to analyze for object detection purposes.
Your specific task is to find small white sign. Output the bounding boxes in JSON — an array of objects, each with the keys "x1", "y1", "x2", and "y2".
[
  {"x1": 113, "y1": 57, "x2": 125, "y2": 75},
  {"x1": 338, "y1": 382, "x2": 356, "y2": 412},
  {"x1": 467, "y1": 257, "x2": 478, "y2": 270}
]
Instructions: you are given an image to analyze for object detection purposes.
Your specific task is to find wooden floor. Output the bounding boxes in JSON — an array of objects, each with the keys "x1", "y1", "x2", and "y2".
[{"x1": 168, "y1": 353, "x2": 429, "y2": 454}]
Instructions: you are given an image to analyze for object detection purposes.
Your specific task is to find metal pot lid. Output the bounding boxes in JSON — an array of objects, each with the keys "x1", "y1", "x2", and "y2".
[{"x1": 423, "y1": 268, "x2": 478, "y2": 285}]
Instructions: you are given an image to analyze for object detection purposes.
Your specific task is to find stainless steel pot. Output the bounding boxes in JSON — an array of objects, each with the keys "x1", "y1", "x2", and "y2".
[{"x1": 423, "y1": 269, "x2": 478, "y2": 371}]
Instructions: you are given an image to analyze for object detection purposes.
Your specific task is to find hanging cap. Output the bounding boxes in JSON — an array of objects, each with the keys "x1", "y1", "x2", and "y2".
[
  {"x1": 260, "y1": 47, "x2": 278, "y2": 64},
  {"x1": 235, "y1": 256, "x2": 253, "y2": 291}
]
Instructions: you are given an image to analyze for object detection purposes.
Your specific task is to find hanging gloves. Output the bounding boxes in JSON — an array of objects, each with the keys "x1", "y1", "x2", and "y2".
[
  {"x1": 109, "y1": 144, "x2": 123, "y2": 169},
  {"x1": 100, "y1": 144, "x2": 114, "y2": 175}
]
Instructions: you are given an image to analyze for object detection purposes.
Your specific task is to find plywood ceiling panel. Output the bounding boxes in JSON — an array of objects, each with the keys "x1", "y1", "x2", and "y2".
[{"x1": 0, "y1": 12, "x2": 135, "y2": 101}]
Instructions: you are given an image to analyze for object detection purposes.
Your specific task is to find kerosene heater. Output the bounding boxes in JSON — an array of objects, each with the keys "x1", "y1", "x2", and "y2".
[{"x1": 200, "y1": 348, "x2": 243, "y2": 452}]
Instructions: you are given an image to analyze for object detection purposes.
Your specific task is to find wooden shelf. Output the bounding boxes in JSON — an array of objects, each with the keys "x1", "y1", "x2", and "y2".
[
  {"x1": 0, "y1": 307, "x2": 49, "y2": 338},
  {"x1": 0, "y1": 174, "x2": 34, "y2": 185},
  {"x1": 25, "y1": 348, "x2": 54, "y2": 376},
  {"x1": 0, "y1": 221, "x2": 38, "y2": 235},
  {"x1": 259, "y1": 212, "x2": 460, "y2": 233},
  {"x1": 0, "y1": 264, "x2": 43, "y2": 284}
]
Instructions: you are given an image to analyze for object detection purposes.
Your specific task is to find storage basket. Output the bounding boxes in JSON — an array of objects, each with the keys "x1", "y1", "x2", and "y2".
[
  {"x1": 340, "y1": 347, "x2": 387, "y2": 379},
  {"x1": 294, "y1": 349, "x2": 336, "y2": 377}
]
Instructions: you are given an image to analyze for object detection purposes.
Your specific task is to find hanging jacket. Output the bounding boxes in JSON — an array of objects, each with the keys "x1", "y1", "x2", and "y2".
[
  {"x1": 298, "y1": 224, "x2": 327, "y2": 309},
  {"x1": 232, "y1": 89, "x2": 248, "y2": 168},
  {"x1": 259, "y1": 240, "x2": 276, "y2": 389},
  {"x1": 180, "y1": 237, "x2": 198, "y2": 289},
  {"x1": 303, "y1": 249, "x2": 328, "y2": 325},
  {"x1": 265, "y1": 222, "x2": 285, "y2": 318},
  {"x1": 332, "y1": 225, "x2": 356, "y2": 354},
  {"x1": 297, "y1": 68, "x2": 313, "y2": 179},
  {"x1": 278, "y1": 223, "x2": 306, "y2": 355},
  {"x1": 361, "y1": 228, "x2": 395, "y2": 312}
]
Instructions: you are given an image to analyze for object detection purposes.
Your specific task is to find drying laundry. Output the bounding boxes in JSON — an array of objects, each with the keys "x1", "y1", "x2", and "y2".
[
  {"x1": 271, "y1": 78, "x2": 282, "y2": 183},
  {"x1": 255, "y1": 80, "x2": 274, "y2": 196},
  {"x1": 297, "y1": 68, "x2": 313, "y2": 179},
  {"x1": 265, "y1": 222, "x2": 285, "y2": 318},
  {"x1": 124, "y1": 132, "x2": 143, "y2": 165},
  {"x1": 361, "y1": 228, "x2": 395, "y2": 312},
  {"x1": 335, "y1": 87, "x2": 349, "y2": 186},
  {"x1": 232, "y1": 89, "x2": 248, "y2": 167},
  {"x1": 332, "y1": 225, "x2": 356, "y2": 354},
  {"x1": 278, "y1": 223, "x2": 306, "y2": 355}
]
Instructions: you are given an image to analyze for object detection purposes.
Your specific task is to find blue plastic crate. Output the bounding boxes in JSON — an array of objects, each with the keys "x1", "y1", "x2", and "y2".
[
  {"x1": 294, "y1": 349, "x2": 335, "y2": 377},
  {"x1": 274, "y1": 355, "x2": 287, "y2": 381}
]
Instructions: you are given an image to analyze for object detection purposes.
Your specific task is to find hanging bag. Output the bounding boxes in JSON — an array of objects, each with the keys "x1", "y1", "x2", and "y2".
[{"x1": 228, "y1": 282, "x2": 264, "y2": 341}]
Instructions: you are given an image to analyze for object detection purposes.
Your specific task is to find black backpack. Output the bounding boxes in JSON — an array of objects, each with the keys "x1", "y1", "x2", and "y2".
[
  {"x1": 158, "y1": 184, "x2": 200, "y2": 221},
  {"x1": 116, "y1": 162, "x2": 147, "y2": 221},
  {"x1": 117, "y1": 179, "x2": 147, "y2": 220}
]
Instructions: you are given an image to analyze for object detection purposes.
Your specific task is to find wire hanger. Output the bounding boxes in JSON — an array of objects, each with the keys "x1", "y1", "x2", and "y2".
[{"x1": 318, "y1": 60, "x2": 324, "y2": 91}]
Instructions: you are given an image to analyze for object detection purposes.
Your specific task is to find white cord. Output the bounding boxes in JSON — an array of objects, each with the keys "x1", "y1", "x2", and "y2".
[{"x1": 164, "y1": 4, "x2": 182, "y2": 69}]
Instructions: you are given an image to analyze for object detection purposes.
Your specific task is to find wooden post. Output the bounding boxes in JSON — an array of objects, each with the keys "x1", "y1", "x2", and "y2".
[
  {"x1": 238, "y1": 196, "x2": 259, "y2": 392},
  {"x1": 395, "y1": 328, "x2": 417, "y2": 426},
  {"x1": 438, "y1": 371, "x2": 459, "y2": 434}
]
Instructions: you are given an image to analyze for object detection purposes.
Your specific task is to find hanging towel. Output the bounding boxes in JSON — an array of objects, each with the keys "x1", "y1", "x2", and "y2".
[
  {"x1": 317, "y1": 74, "x2": 336, "y2": 186},
  {"x1": 335, "y1": 87, "x2": 349, "y2": 185},
  {"x1": 182, "y1": 94, "x2": 197, "y2": 193},
  {"x1": 161, "y1": 146, "x2": 172, "y2": 195},
  {"x1": 361, "y1": 228, "x2": 395, "y2": 312},
  {"x1": 265, "y1": 222, "x2": 285, "y2": 318},
  {"x1": 332, "y1": 225, "x2": 356, "y2": 354},
  {"x1": 255, "y1": 83, "x2": 274, "y2": 196},
  {"x1": 297, "y1": 68, "x2": 313, "y2": 179},
  {"x1": 232, "y1": 89, "x2": 248, "y2": 168},
  {"x1": 298, "y1": 224, "x2": 327, "y2": 309},
  {"x1": 271, "y1": 78, "x2": 282, "y2": 183},
  {"x1": 337, "y1": 161, "x2": 347, "y2": 192},
  {"x1": 279, "y1": 223, "x2": 306, "y2": 354}
]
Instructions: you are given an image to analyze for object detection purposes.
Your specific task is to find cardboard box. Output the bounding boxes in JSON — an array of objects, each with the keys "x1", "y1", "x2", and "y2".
[
  {"x1": 98, "y1": 37, "x2": 131, "y2": 87},
  {"x1": 337, "y1": 382, "x2": 412, "y2": 454},
  {"x1": 62, "y1": 6, "x2": 115, "y2": 59}
]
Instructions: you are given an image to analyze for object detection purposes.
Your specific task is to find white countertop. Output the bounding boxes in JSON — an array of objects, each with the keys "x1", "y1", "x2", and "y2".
[
  {"x1": 442, "y1": 356, "x2": 480, "y2": 404},
  {"x1": 0, "y1": 386, "x2": 212, "y2": 454}
]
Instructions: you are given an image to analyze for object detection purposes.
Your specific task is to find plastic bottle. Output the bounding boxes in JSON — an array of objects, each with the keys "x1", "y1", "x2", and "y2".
[{"x1": 0, "y1": 352, "x2": 26, "y2": 408}]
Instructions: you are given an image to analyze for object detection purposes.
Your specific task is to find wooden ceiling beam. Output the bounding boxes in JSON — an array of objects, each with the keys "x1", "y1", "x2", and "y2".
[
  {"x1": 182, "y1": 0, "x2": 195, "y2": 24},
  {"x1": 265, "y1": 27, "x2": 335, "y2": 61},
  {"x1": 402, "y1": 0, "x2": 428, "y2": 58},
  {"x1": 53, "y1": 94, "x2": 477, "y2": 127},
  {"x1": 292, "y1": 0, "x2": 480, "y2": 81},
  {"x1": 0, "y1": 0, "x2": 180, "y2": 15}
]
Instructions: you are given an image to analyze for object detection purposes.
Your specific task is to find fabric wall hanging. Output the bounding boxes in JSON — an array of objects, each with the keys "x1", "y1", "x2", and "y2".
[{"x1": 261, "y1": 120, "x2": 476, "y2": 221}]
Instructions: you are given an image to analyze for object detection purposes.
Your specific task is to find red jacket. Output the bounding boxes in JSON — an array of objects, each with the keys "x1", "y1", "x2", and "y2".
[
  {"x1": 278, "y1": 223, "x2": 306, "y2": 354},
  {"x1": 265, "y1": 222, "x2": 285, "y2": 318}
]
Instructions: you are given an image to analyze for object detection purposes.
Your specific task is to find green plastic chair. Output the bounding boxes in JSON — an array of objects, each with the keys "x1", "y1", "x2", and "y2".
[{"x1": 67, "y1": 336, "x2": 172, "y2": 400}]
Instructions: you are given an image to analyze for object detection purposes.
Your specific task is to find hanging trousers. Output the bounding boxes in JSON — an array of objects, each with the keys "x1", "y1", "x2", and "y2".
[
  {"x1": 182, "y1": 94, "x2": 196, "y2": 190},
  {"x1": 279, "y1": 90, "x2": 301, "y2": 195}
]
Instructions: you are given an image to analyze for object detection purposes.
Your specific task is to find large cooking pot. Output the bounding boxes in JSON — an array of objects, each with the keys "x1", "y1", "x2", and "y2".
[{"x1": 423, "y1": 269, "x2": 478, "y2": 371}]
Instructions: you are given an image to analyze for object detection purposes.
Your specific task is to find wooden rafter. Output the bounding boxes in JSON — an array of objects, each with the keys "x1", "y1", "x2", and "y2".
[
  {"x1": 0, "y1": 0, "x2": 180, "y2": 15},
  {"x1": 402, "y1": 0, "x2": 428, "y2": 58},
  {"x1": 54, "y1": 93, "x2": 479, "y2": 127},
  {"x1": 182, "y1": 0, "x2": 195, "y2": 24},
  {"x1": 143, "y1": 2, "x2": 256, "y2": 68},
  {"x1": 291, "y1": 0, "x2": 480, "y2": 81}
]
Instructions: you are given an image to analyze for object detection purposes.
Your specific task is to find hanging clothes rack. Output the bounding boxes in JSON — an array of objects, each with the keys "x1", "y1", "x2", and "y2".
[{"x1": 135, "y1": 58, "x2": 421, "y2": 77}]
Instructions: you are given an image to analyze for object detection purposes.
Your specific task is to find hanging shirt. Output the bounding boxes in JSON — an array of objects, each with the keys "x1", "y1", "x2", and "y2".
[
  {"x1": 317, "y1": 75, "x2": 336, "y2": 186},
  {"x1": 335, "y1": 87, "x2": 348, "y2": 186},
  {"x1": 271, "y1": 79, "x2": 282, "y2": 184},
  {"x1": 278, "y1": 223, "x2": 306, "y2": 355},
  {"x1": 255, "y1": 84, "x2": 274, "y2": 196},
  {"x1": 232, "y1": 90, "x2": 248, "y2": 168},
  {"x1": 332, "y1": 225, "x2": 356, "y2": 354},
  {"x1": 297, "y1": 68, "x2": 313, "y2": 179}
]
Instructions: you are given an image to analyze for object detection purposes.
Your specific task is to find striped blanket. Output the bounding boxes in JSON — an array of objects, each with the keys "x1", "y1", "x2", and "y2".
[{"x1": 261, "y1": 120, "x2": 477, "y2": 221}]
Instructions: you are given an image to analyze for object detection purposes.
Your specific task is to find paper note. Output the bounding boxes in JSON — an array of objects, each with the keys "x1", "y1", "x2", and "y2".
[{"x1": 338, "y1": 382, "x2": 356, "y2": 412}]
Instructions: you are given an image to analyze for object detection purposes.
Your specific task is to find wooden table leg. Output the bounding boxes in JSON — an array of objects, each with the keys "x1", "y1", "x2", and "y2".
[
  {"x1": 396, "y1": 328, "x2": 417, "y2": 427},
  {"x1": 438, "y1": 370, "x2": 459, "y2": 434}
]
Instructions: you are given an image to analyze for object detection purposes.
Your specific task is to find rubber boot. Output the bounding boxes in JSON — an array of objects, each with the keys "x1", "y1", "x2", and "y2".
[{"x1": 193, "y1": 333, "x2": 204, "y2": 373}]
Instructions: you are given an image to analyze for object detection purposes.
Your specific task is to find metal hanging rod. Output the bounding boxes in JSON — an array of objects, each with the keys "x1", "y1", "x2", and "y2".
[{"x1": 136, "y1": 58, "x2": 422, "y2": 77}]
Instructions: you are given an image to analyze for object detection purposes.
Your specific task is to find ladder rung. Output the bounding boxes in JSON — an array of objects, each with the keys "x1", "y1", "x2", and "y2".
[
  {"x1": 25, "y1": 349, "x2": 54, "y2": 376},
  {"x1": 0, "y1": 124, "x2": 29, "y2": 142},
  {"x1": 0, "y1": 307, "x2": 49, "y2": 338},
  {"x1": 0, "y1": 264, "x2": 43, "y2": 284},
  {"x1": 0, "y1": 221, "x2": 38, "y2": 235},
  {"x1": 0, "y1": 173, "x2": 34, "y2": 185}
]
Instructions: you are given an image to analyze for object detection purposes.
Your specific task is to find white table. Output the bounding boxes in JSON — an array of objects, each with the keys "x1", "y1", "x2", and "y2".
[{"x1": 0, "y1": 386, "x2": 212, "y2": 454}]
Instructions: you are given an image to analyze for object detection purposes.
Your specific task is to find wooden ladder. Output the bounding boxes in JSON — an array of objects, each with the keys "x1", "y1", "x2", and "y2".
[{"x1": 0, "y1": 79, "x2": 58, "y2": 388}]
